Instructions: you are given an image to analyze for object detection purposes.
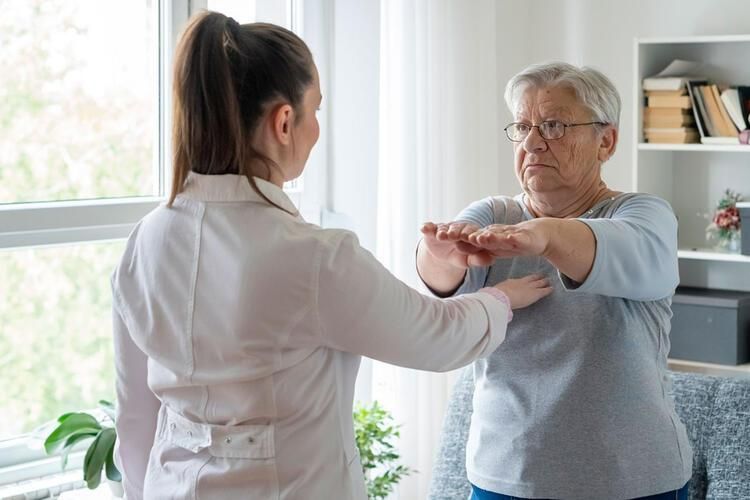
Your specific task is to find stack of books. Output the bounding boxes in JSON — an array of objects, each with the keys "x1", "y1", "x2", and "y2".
[
  {"x1": 642, "y1": 76, "x2": 698, "y2": 144},
  {"x1": 641, "y1": 60, "x2": 750, "y2": 145}
]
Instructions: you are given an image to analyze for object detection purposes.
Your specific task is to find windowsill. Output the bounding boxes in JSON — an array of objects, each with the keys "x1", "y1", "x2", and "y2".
[
  {"x1": 0, "y1": 470, "x2": 84, "y2": 500},
  {"x1": 0, "y1": 471, "x2": 120, "y2": 500}
]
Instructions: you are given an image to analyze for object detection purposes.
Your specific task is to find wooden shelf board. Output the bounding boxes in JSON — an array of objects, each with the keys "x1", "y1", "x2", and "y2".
[
  {"x1": 678, "y1": 249, "x2": 750, "y2": 263},
  {"x1": 668, "y1": 358, "x2": 750, "y2": 377},
  {"x1": 638, "y1": 143, "x2": 750, "y2": 153},
  {"x1": 637, "y1": 34, "x2": 750, "y2": 45}
]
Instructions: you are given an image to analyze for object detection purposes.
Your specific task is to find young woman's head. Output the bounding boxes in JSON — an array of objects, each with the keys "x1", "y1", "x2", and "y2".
[{"x1": 169, "y1": 12, "x2": 321, "y2": 206}]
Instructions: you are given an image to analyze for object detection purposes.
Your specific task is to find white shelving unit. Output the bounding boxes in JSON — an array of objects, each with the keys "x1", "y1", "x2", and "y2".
[
  {"x1": 634, "y1": 35, "x2": 750, "y2": 292},
  {"x1": 634, "y1": 35, "x2": 750, "y2": 376}
]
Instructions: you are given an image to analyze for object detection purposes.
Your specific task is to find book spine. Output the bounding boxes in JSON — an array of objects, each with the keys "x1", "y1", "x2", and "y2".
[
  {"x1": 710, "y1": 84, "x2": 739, "y2": 135},
  {"x1": 686, "y1": 81, "x2": 707, "y2": 138},
  {"x1": 700, "y1": 85, "x2": 729, "y2": 137}
]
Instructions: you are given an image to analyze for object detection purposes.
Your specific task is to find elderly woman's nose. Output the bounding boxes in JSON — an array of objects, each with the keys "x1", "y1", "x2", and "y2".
[{"x1": 522, "y1": 126, "x2": 548, "y2": 153}]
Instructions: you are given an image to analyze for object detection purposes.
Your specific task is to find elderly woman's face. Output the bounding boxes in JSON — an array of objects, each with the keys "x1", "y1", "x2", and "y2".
[{"x1": 512, "y1": 85, "x2": 612, "y2": 200}]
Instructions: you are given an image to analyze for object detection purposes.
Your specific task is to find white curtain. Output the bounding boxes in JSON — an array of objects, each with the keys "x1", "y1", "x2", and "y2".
[{"x1": 373, "y1": 0, "x2": 502, "y2": 497}]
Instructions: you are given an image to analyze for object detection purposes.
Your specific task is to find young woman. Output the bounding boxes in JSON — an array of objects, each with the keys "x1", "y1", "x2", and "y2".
[{"x1": 112, "y1": 12, "x2": 551, "y2": 500}]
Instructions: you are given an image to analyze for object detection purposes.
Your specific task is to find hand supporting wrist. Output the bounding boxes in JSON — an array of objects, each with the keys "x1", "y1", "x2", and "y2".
[{"x1": 478, "y1": 287, "x2": 513, "y2": 322}]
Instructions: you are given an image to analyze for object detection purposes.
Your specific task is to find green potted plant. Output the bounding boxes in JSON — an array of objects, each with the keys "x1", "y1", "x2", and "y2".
[
  {"x1": 43, "y1": 400, "x2": 122, "y2": 496},
  {"x1": 353, "y1": 401, "x2": 413, "y2": 499}
]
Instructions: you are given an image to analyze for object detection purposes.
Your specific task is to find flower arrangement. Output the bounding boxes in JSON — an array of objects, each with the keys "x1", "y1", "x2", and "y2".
[{"x1": 706, "y1": 189, "x2": 743, "y2": 252}]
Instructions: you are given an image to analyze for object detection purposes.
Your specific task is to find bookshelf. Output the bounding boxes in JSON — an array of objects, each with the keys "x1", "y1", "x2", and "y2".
[{"x1": 634, "y1": 35, "x2": 750, "y2": 376}]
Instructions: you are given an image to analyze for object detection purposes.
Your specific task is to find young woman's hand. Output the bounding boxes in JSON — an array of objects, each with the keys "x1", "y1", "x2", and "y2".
[{"x1": 493, "y1": 274, "x2": 553, "y2": 309}]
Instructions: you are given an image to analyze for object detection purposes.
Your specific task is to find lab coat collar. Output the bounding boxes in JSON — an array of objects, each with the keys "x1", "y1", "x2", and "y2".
[{"x1": 180, "y1": 173, "x2": 298, "y2": 214}]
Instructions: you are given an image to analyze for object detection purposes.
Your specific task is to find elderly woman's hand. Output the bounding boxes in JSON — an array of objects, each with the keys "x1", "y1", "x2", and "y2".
[
  {"x1": 420, "y1": 221, "x2": 496, "y2": 269},
  {"x1": 465, "y1": 219, "x2": 555, "y2": 258}
]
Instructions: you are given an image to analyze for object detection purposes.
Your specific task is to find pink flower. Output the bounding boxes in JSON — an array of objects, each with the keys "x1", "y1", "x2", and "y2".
[{"x1": 713, "y1": 207, "x2": 740, "y2": 231}]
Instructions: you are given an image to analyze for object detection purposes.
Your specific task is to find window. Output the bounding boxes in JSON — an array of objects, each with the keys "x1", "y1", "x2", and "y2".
[
  {"x1": 0, "y1": 1, "x2": 158, "y2": 204},
  {"x1": 0, "y1": 0, "x2": 170, "y2": 488},
  {"x1": 0, "y1": 0, "x2": 316, "y2": 491}
]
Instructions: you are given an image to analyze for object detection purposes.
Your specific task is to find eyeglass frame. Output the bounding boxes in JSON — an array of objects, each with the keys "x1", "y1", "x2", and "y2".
[{"x1": 503, "y1": 120, "x2": 609, "y2": 142}]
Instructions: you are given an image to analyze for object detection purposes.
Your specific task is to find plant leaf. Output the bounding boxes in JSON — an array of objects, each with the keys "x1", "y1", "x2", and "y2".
[
  {"x1": 44, "y1": 413, "x2": 101, "y2": 455},
  {"x1": 57, "y1": 412, "x2": 76, "y2": 423},
  {"x1": 59, "y1": 433, "x2": 96, "y2": 470},
  {"x1": 105, "y1": 439, "x2": 122, "y2": 482},
  {"x1": 82, "y1": 433, "x2": 100, "y2": 488},
  {"x1": 83, "y1": 428, "x2": 115, "y2": 489}
]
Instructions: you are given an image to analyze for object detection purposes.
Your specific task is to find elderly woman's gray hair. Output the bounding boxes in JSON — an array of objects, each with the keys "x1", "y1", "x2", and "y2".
[{"x1": 504, "y1": 62, "x2": 621, "y2": 128}]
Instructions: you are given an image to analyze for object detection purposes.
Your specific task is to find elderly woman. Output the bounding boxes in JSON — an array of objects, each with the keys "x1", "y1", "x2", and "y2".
[{"x1": 417, "y1": 62, "x2": 692, "y2": 500}]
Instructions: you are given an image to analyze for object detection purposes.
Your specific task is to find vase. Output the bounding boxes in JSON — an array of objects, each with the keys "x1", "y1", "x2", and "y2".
[{"x1": 714, "y1": 230, "x2": 741, "y2": 253}]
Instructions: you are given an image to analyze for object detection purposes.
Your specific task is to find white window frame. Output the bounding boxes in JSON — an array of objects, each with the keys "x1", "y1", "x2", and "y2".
[
  {"x1": 0, "y1": 0, "x2": 320, "y2": 489},
  {"x1": 0, "y1": 0, "x2": 185, "y2": 488}
]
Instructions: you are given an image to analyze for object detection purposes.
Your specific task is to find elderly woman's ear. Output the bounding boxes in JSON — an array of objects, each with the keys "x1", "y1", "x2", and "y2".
[{"x1": 597, "y1": 125, "x2": 618, "y2": 163}]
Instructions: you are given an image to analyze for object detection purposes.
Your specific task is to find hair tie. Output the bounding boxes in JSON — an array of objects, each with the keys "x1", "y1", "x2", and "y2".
[{"x1": 226, "y1": 16, "x2": 240, "y2": 33}]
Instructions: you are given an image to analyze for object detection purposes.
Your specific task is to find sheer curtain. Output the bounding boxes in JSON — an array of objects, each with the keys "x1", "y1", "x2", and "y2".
[{"x1": 374, "y1": 0, "x2": 502, "y2": 497}]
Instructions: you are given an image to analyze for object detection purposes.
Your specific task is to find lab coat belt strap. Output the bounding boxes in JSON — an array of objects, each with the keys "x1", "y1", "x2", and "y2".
[{"x1": 162, "y1": 406, "x2": 275, "y2": 459}]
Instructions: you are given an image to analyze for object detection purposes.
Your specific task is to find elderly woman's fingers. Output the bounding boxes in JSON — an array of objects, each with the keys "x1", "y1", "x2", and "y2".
[
  {"x1": 435, "y1": 222, "x2": 472, "y2": 241},
  {"x1": 477, "y1": 230, "x2": 518, "y2": 249},
  {"x1": 435, "y1": 223, "x2": 452, "y2": 240},
  {"x1": 445, "y1": 222, "x2": 470, "y2": 240},
  {"x1": 467, "y1": 224, "x2": 508, "y2": 243},
  {"x1": 459, "y1": 223, "x2": 480, "y2": 241},
  {"x1": 420, "y1": 222, "x2": 439, "y2": 237}
]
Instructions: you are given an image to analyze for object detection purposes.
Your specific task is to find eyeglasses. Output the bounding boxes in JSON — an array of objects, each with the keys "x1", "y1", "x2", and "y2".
[{"x1": 503, "y1": 120, "x2": 608, "y2": 142}]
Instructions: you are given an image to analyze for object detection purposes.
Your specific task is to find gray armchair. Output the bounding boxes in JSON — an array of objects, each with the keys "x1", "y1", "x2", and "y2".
[{"x1": 428, "y1": 369, "x2": 750, "y2": 500}]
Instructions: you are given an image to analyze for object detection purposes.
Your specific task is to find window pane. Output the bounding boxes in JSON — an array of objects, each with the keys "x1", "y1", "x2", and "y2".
[
  {"x1": 208, "y1": 0, "x2": 289, "y2": 27},
  {"x1": 0, "y1": 241, "x2": 123, "y2": 440},
  {"x1": 0, "y1": 1, "x2": 157, "y2": 204}
]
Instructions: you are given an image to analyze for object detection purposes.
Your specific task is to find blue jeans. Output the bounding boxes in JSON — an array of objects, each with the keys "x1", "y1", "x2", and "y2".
[{"x1": 470, "y1": 482, "x2": 689, "y2": 500}]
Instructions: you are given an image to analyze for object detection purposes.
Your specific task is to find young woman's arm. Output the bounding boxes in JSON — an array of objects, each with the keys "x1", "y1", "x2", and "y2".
[
  {"x1": 112, "y1": 302, "x2": 160, "y2": 500},
  {"x1": 314, "y1": 231, "x2": 514, "y2": 372}
]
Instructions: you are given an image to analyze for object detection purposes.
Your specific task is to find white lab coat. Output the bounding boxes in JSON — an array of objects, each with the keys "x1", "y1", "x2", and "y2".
[{"x1": 112, "y1": 173, "x2": 510, "y2": 500}]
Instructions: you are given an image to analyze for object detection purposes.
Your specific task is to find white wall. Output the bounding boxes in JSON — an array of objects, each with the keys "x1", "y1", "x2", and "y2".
[
  {"x1": 328, "y1": 0, "x2": 381, "y2": 251},
  {"x1": 322, "y1": 0, "x2": 750, "y2": 226},
  {"x1": 494, "y1": 0, "x2": 750, "y2": 194}
]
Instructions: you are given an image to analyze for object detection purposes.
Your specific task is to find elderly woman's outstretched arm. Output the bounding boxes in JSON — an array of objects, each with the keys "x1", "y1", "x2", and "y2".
[{"x1": 468, "y1": 195, "x2": 679, "y2": 301}]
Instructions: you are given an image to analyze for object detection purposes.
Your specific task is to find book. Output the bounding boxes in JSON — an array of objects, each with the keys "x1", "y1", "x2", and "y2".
[
  {"x1": 644, "y1": 127, "x2": 700, "y2": 144},
  {"x1": 710, "y1": 84, "x2": 740, "y2": 134},
  {"x1": 700, "y1": 85, "x2": 735, "y2": 137},
  {"x1": 643, "y1": 107, "x2": 693, "y2": 119},
  {"x1": 701, "y1": 137, "x2": 741, "y2": 145},
  {"x1": 644, "y1": 114, "x2": 695, "y2": 128},
  {"x1": 642, "y1": 59, "x2": 704, "y2": 91},
  {"x1": 736, "y1": 86, "x2": 750, "y2": 129},
  {"x1": 685, "y1": 80, "x2": 709, "y2": 139},
  {"x1": 693, "y1": 85, "x2": 718, "y2": 137},
  {"x1": 721, "y1": 88, "x2": 747, "y2": 131},
  {"x1": 645, "y1": 89, "x2": 688, "y2": 97},
  {"x1": 647, "y1": 95, "x2": 692, "y2": 109}
]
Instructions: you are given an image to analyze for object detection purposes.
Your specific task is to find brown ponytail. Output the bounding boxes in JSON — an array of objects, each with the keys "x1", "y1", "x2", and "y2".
[{"x1": 168, "y1": 11, "x2": 314, "y2": 210}]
